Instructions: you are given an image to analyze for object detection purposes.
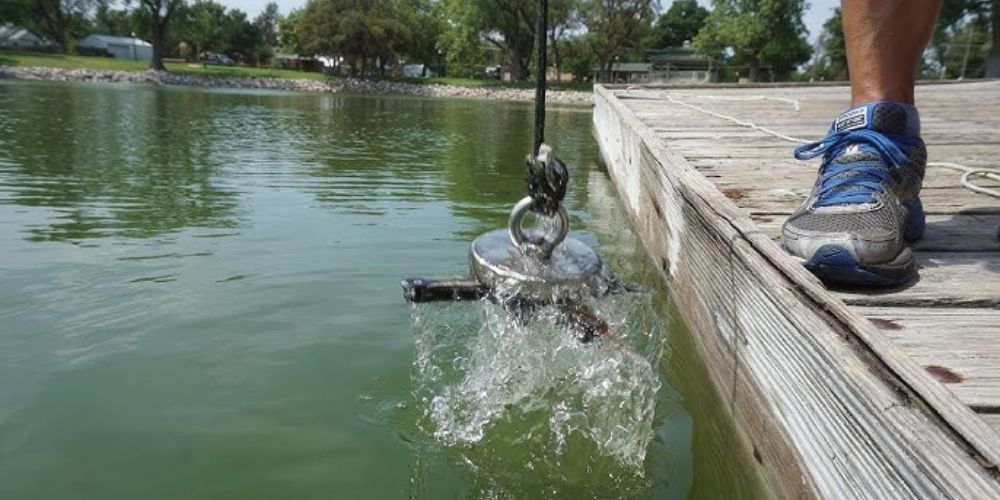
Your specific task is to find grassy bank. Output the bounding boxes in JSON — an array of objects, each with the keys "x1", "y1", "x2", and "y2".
[
  {"x1": 0, "y1": 50, "x2": 592, "y2": 92},
  {"x1": 0, "y1": 51, "x2": 328, "y2": 81}
]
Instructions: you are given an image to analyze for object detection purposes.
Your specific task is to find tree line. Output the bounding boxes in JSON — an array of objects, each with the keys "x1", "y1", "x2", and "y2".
[
  {"x1": 1, "y1": 0, "x2": 997, "y2": 80},
  {"x1": 0, "y1": 0, "x2": 278, "y2": 70},
  {"x1": 807, "y1": 0, "x2": 999, "y2": 80}
]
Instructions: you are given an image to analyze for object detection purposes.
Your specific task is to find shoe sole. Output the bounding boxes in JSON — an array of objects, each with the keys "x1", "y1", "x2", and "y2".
[
  {"x1": 788, "y1": 197, "x2": 924, "y2": 288},
  {"x1": 803, "y1": 244, "x2": 916, "y2": 287}
]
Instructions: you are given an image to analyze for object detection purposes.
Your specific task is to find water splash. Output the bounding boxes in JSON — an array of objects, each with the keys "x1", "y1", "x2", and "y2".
[{"x1": 410, "y1": 284, "x2": 666, "y2": 475}]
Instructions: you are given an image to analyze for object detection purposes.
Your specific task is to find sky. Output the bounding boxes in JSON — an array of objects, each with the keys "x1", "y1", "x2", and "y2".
[{"x1": 217, "y1": 0, "x2": 841, "y2": 43}]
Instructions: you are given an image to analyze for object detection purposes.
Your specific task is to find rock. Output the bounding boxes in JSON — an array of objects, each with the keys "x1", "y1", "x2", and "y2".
[{"x1": 0, "y1": 65, "x2": 592, "y2": 105}]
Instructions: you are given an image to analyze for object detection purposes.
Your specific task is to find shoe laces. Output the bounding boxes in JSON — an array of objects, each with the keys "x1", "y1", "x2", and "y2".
[{"x1": 793, "y1": 129, "x2": 917, "y2": 207}]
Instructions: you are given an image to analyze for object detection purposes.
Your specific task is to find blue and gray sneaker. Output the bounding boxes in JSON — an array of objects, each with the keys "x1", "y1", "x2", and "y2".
[{"x1": 783, "y1": 101, "x2": 927, "y2": 287}]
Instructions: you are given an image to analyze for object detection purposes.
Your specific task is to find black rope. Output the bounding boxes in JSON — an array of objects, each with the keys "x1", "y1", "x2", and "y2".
[
  {"x1": 524, "y1": 0, "x2": 566, "y2": 218},
  {"x1": 533, "y1": 0, "x2": 548, "y2": 156}
]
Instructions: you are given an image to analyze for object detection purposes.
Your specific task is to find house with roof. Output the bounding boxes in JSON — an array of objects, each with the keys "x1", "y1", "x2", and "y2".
[
  {"x1": 0, "y1": 24, "x2": 58, "y2": 50},
  {"x1": 592, "y1": 42, "x2": 718, "y2": 84},
  {"x1": 592, "y1": 62, "x2": 653, "y2": 84},
  {"x1": 647, "y1": 42, "x2": 718, "y2": 83},
  {"x1": 78, "y1": 34, "x2": 153, "y2": 61}
]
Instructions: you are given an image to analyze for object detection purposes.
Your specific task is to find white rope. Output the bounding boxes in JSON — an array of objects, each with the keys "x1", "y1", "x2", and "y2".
[
  {"x1": 655, "y1": 91, "x2": 1000, "y2": 199},
  {"x1": 924, "y1": 162, "x2": 1000, "y2": 198},
  {"x1": 662, "y1": 93, "x2": 809, "y2": 144}
]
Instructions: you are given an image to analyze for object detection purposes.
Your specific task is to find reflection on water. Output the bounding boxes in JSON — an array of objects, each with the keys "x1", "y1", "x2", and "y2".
[{"x1": 0, "y1": 80, "x2": 763, "y2": 499}]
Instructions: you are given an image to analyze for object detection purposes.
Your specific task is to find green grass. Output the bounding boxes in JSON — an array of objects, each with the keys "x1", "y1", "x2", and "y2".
[
  {"x1": 0, "y1": 50, "x2": 590, "y2": 90},
  {"x1": 0, "y1": 50, "x2": 328, "y2": 81}
]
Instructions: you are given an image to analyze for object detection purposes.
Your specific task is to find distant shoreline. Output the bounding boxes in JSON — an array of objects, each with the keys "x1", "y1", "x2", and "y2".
[{"x1": 0, "y1": 65, "x2": 594, "y2": 105}]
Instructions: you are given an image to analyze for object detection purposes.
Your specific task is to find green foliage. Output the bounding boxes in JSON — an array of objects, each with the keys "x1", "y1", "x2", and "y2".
[
  {"x1": 298, "y1": 0, "x2": 413, "y2": 77},
  {"x1": 277, "y1": 8, "x2": 302, "y2": 54},
  {"x1": 820, "y1": 8, "x2": 846, "y2": 79},
  {"x1": 435, "y1": 0, "x2": 487, "y2": 77},
  {"x1": 183, "y1": 0, "x2": 227, "y2": 56},
  {"x1": 931, "y1": 16, "x2": 992, "y2": 78},
  {"x1": 1, "y1": 0, "x2": 889, "y2": 83},
  {"x1": 693, "y1": 0, "x2": 811, "y2": 81},
  {"x1": 580, "y1": 0, "x2": 656, "y2": 80},
  {"x1": 16, "y1": 0, "x2": 98, "y2": 50},
  {"x1": 92, "y1": 1, "x2": 137, "y2": 36},
  {"x1": 218, "y1": 8, "x2": 272, "y2": 64},
  {"x1": 928, "y1": 0, "x2": 997, "y2": 78},
  {"x1": 802, "y1": 7, "x2": 845, "y2": 81},
  {"x1": 561, "y1": 34, "x2": 597, "y2": 81},
  {"x1": 137, "y1": 0, "x2": 186, "y2": 69},
  {"x1": 255, "y1": 2, "x2": 279, "y2": 47},
  {"x1": 396, "y1": 0, "x2": 444, "y2": 69},
  {"x1": 438, "y1": 0, "x2": 538, "y2": 80},
  {"x1": 546, "y1": 0, "x2": 581, "y2": 79},
  {"x1": 0, "y1": 49, "x2": 330, "y2": 79},
  {"x1": 0, "y1": 0, "x2": 32, "y2": 27},
  {"x1": 644, "y1": 0, "x2": 708, "y2": 50}
]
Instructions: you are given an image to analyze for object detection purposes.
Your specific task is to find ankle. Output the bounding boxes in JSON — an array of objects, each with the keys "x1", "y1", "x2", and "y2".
[{"x1": 835, "y1": 101, "x2": 921, "y2": 137}]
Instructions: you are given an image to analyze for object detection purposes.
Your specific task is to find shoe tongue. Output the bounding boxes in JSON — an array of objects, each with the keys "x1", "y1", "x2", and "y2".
[{"x1": 832, "y1": 101, "x2": 920, "y2": 136}]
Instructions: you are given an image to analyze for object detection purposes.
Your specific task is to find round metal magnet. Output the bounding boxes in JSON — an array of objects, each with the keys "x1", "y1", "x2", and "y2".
[{"x1": 469, "y1": 226, "x2": 601, "y2": 303}]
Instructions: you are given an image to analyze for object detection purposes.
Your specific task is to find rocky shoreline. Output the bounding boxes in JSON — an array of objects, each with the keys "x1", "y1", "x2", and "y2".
[{"x1": 0, "y1": 65, "x2": 593, "y2": 105}]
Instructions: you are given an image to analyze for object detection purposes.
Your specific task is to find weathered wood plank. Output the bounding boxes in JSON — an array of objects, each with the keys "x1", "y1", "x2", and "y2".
[
  {"x1": 832, "y1": 253, "x2": 1000, "y2": 308},
  {"x1": 984, "y1": 414, "x2": 1000, "y2": 433},
  {"x1": 595, "y1": 85, "x2": 1000, "y2": 499},
  {"x1": 857, "y1": 307, "x2": 1000, "y2": 410}
]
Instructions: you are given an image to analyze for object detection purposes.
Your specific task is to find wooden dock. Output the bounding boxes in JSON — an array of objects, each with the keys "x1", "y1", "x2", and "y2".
[{"x1": 592, "y1": 82, "x2": 1000, "y2": 498}]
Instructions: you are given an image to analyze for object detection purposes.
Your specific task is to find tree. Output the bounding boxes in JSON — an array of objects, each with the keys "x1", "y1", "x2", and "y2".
[
  {"x1": 931, "y1": 15, "x2": 991, "y2": 78},
  {"x1": 821, "y1": 8, "x2": 846, "y2": 79},
  {"x1": 183, "y1": 0, "x2": 226, "y2": 58},
  {"x1": 644, "y1": 0, "x2": 708, "y2": 50},
  {"x1": 548, "y1": 0, "x2": 580, "y2": 80},
  {"x1": 277, "y1": 8, "x2": 302, "y2": 53},
  {"x1": 804, "y1": 7, "x2": 846, "y2": 81},
  {"x1": 0, "y1": 0, "x2": 32, "y2": 28},
  {"x1": 440, "y1": 0, "x2": 538, "y2": 80},
  {"x1": 694, "y1": 0, "x2": 811, "y2": 82},
  {"x1": 29, "y1": 0, "x2": 96, "y2": 50},
  {"x1": 220, "y1": 9, "x2": 271, "y2": 65},
  {"x1": 436, "y1": 0, "x2": 485, "y2": 76},
  {"x1": 580, "y1": 0, "x2": 657, "y2": 82},
  {"x1": 931, "y1": 0, "x2": 999, "y2": 77},
  {"x1": 562, "y1": 34, "x2": 597, "y2": 81},
  {"x1": 138, "y1": 0, "x2": 185, "y2": 70},
  {"x1": 396, "y1": 0, "x2": 444, "y2": 75},
  {"x1": 93, "y1": 1, "x2": 137, "y2": 36},
  {"x1": 254, "y1": 2, "x2": 279, "y2": 48},
  {"x1": 298, "y1": 0, "x2": 410, "y2": 77}
]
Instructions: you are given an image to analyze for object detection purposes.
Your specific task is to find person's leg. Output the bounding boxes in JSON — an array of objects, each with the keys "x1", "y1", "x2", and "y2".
[
  {"x1": 842, "y1": 0, "x2": 944, "y2": 105},
  {"x1": 782, "y1": 0, "x2": 943, "y2": 287}
]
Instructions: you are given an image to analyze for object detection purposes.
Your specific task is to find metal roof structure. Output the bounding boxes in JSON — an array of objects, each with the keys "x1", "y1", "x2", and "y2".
[
  {"x1": 79, "y1": 34, "x2": 153, "y2": 48},
  {"x1": 0, "y1": 24, "x2": 55, "y2": 48}
]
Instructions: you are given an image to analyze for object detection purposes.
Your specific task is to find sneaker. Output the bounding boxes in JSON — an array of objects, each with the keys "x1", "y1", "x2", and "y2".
[{"x1": 782, "y1": 101, "x2": 927, "y2": 287}]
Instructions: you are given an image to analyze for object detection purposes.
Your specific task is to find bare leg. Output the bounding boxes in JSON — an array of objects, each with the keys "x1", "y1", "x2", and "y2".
[{"x1": 842, "y1": 0, "x2": 943, "y2": 105}]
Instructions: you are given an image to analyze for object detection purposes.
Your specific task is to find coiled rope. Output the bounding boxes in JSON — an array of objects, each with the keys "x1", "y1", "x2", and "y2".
[{"x1": 659, "y1": 92, "x2": 1000, "y2": 199}]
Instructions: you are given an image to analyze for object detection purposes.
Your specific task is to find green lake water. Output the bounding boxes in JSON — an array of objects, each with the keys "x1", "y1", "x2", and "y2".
[{"x1": 0, "y1": 80, "x2": 765, "y2": 499}]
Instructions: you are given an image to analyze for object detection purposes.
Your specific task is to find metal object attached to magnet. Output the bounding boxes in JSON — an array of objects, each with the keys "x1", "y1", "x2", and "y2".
[{"x1": 402, "y1": 144, "x2": 619, "y2": 305}]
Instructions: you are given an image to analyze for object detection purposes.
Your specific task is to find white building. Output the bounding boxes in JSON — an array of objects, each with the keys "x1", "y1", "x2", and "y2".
[
  {"x1": 0, "y1": 25, "x2": 56, "y2": 50},
  {"x1": 78, "y1": 34, "x2": 153, "y2": 61}
]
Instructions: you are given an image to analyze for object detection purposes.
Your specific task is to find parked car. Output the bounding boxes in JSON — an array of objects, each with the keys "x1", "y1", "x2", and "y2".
[{"x1": 202, "y1": 52, "x2": 235, "y2": 66}]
